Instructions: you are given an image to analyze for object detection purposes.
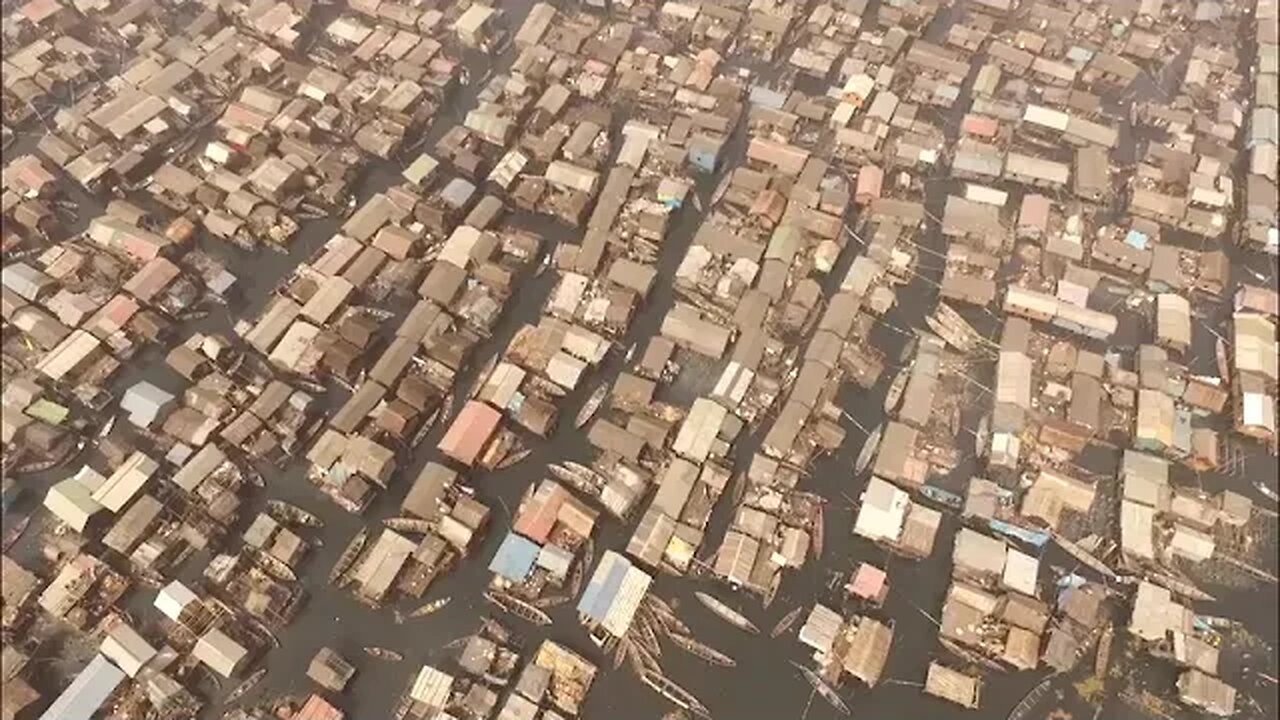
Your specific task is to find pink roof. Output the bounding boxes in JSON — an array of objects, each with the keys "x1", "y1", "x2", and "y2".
[
  {"x1": 849, "y1": 563, "x2": 888, "y2": 599},
  {"x1": 1018, "y1": 193, "x2": 1052, "y2": 229},
  {"x1": 961, "y1": 114, "x2": 999, "y2": 138},
  {"x1": 437, "y1": 400, "x2": 501, "y2": 466},
  {"x1": 294, "y1": 694, "x2": 344, "y2": 720},
  {"x1": 89, "y1": 293, "x2": 139, "y2": 334},
  {"x1": 855, "y1": 165, "x2": 884, "y2": 201},
  {"x1": 19, "y1": 0, "x2": 60, "y2": 24}
]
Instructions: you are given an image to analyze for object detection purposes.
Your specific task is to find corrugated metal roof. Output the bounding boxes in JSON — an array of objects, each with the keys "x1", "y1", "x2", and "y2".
[
  {"x1": 38, "y1": 654, "x2": 126, "y2": 720},
  {"x1": 578, "y1": 551, "x2": 627, "y2": 623},
  {"x1": 488, "y1": 531, "x2": 540, "y2": 582},
  {"x1": 410, "y1": 665, "x2": 454, "y2": 707}
]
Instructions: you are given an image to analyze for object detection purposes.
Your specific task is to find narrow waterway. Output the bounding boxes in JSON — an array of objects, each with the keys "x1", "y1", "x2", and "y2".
[{"x1": 5, "y1": 2, "x2": 1278, "y2": 720}]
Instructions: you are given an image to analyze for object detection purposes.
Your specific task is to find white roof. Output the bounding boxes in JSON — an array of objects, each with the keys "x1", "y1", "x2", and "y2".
[
  {"x1": 1156, "y1": 293, "x2": 1192, "y2": 345},
  {"x1": 402, "y1": 153, "x2": 439, "y2": 185},
  {"x1": 964, "y1": 183, "x2": 1009, "y2": 207},
  {"x1": 1005, "y1": 152, "x2": 1070, "y2": 185},
  {"x1": 410, "y1": 665, "x2": 455, "y2": 707},
  {"x1": 1131, "y1": 581, "x2": 1190, "y2": 642},
  {"x1": 1241, "y1": 391, "x2": 1276, "y2": 430},
  {"x1": 661, "y1": 1, "x2": 700, "y2": 20},
  {"x1": 546, "y1": 351, "x2": 587, "y2": 391},
  {"x1": 545, "y1": 161, "x2": 599, "y2": 194},
  {"x1": 268, "y1": 320, "x2": 321, "y2": 372},
  {"x1": 854, "y1": 477, "x2": 909, "y2": 542},
  {"x1": 439, "y1": 225, "x2": 482, "y2": 270},
  {"x1": 671, "y1": 397, "x2": 728, "y2": 463},
  {"x1": 1023, "y1": 104, "x2": 1069, "y2": 131},
  {"x1": 1121, "y1": 500, "x2": 1156, "y2": 559},
  {"x1": 1001, "y1": 549, "x2": 1039, "y2": 596},
  {"x1": 100, "y1": 623, "x2": 157, "y2": 677},
  {"x1": 154, "y1": 581, "x2": 198, "y2": 622},
  {"x1": 193, "y1": 627, "x2": 247, "y2": 678},
  {"x1": 954, "y1": 528, "x2": 1007, "y2": 576},
  {"x1": 44, "y1": 477, "x2": 104, "y2": 532},
  {"x1": 1169, "y1": 525, "x2": 1215, "y2": 562},
  {"x1": 454, "y1": 3, "x2": 495, "y2": 33},
  {"x1": 603, "y1": 563, "x2": 652, "y2": 638},
  {"x1": 1005, "y1": 284, "x2": 1060, "y2": 316},
  {"x1": 91, "y1": 451, "x2": 158, "y2": 513},
  {"x1": 36, "y1": 329, "x2": 100, "y2": 380},
  {"x1": 996, "y1": 351, "x2": 1033, "y2": 408},
  {"x1": 353, "y1": 529, "x2": 417, "y2": 599}
]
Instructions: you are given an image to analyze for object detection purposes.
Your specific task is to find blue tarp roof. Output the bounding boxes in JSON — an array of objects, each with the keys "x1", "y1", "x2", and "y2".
[
  {"x1": 40, "y1": 655, "x2": 126, "y2": 720},
  {"x1": 488, "y1": 531, "x2": 539, "y2": 582},
  {"x1": 988, "y1": 519, "x2": 1050, "y2": 548},
  {"x1": 576, "y1": 553, "x2": 628, "y2": 623},
  {"x1": 1124, "y1": 229, "x2": 1149, "y2": 250}
]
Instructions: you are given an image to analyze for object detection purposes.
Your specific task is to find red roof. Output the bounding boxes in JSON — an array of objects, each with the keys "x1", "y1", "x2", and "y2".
[
  {"x1": 512, "y1": 482, "x2": 566, "y2": 544},
  {"x1": 960, "y1": 114, "x2": 999, "y2": 138},
  {"x1": 437, "y1": 400, "x2": 501, "y2": 466},
  {"x1": 294, "y1": 694, "x2": 344, "y2": 720},
  {"x1": 90, "y1": 293, "x2": 140, "y2": 333}
]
